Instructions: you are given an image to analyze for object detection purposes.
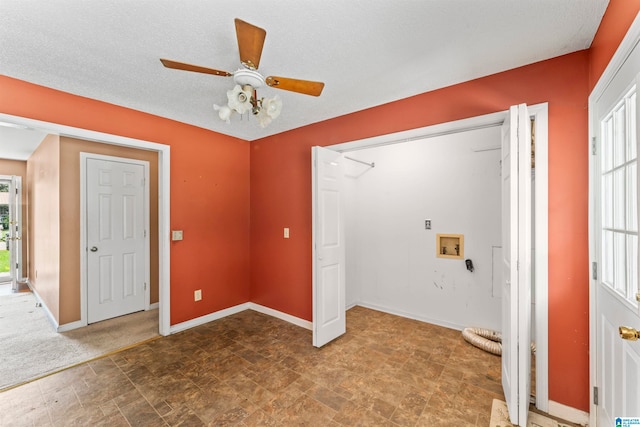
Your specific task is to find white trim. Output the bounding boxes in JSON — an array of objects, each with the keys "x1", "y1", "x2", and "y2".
[
  {"x1": 590, "y1": 13, "x2": 640, "y2": 104},
  {"x1": 168, "y1": 303, "x2": 313, "y2": 335},
  {"x1": 357, "y1": 301, "x2": 466, "y2": 331},
  {"x1": 531, "y1": 103, "x2": 550, "y2": 413},
  {"x1": 170, "y1": 302, "x2": 311, "y2": 334},
  {"x1": 588, "y1": 12, "x2": 640, "y2": 427},
  {"x1": 329, "y1": 110, "x2": 507, "y2": 153},
  {"x1": 325, "y1": 103, "x2": 550, "y2": 412},
  {"x1": 0, "y1": 174, "x2": 23, "y2": 287},
  {"x1": 248, "y1": 303, "x2": 313, "y2": 330},
  {"x1": 0, "y1": 112, "x2": 171, "y2": 336},
  {"x1": 80, "y1": 153, "x2": 150, "y2": 328},
  {"x1": 148, "y1": 302, "x2": 159, "y2": 310},
  {"x1": 28, "y1": 280, "x2": 59, "y2": 330},
  {"x1": 169, "y1": 303, "x2": 251, "y2": 334},
  {"x1": 548, "y1": 400, "x2": 590, "y2": 426}
]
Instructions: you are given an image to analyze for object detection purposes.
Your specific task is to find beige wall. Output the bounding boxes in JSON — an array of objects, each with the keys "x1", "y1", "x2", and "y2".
[
  {"x1": 58, "y1": 137, "x2": 159, "y2": 325},
  {"x1": 27, "y1": 134, "x2": 61, "y2": 322},
  {"x1": 0, "y1": 158, "x2": 28, "y2": 278},
  {"x1": 26, "y1": 135, "x2": 159, "y2": 325}
]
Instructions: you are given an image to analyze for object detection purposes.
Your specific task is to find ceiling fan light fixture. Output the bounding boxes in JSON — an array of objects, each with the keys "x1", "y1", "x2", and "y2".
[
  {"x1": 227, "y1": 84, "x2": 253, "y2": 114},
  {"x1": 255, "y1": 95, "x2": 282, "y2": 128},
  {"x1": 233, "y1": 68, "x2": 265, "y2": 88},
  {"x1": 214, "y1": 104, "x2": 232, "y2": 124},
  {"x1": 264, "y1": 95, "x2": 282, "y2": 120}
]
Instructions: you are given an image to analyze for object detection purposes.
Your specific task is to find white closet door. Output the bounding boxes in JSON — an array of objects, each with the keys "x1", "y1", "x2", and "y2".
[
  {"x1": 501, "y1": 103, "x2": 532, "y2": 426},
  {"x1": 312, "y1": 146, "x2": 346, "y2": 347}
]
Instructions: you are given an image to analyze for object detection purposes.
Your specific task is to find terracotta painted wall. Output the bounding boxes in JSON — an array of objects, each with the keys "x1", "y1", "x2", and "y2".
[
  {"x1": 250, "y1": 51, "x2": 591, "y2": 410},
  {"x1": 27, "y1": 134, "x2": 61, "y2": 322},
  {"x1": 589, "y1": 0, "x2": 640, "y2": 91},
  {"x1": 0, "y1": 75, "x2": 251, "y2": 326},
  {"x1": 0, "y1": 158, "x2": 28, "y2": 277},
  {"x1": 58, "y1": 137, "x2": 159, "y2": 325}
]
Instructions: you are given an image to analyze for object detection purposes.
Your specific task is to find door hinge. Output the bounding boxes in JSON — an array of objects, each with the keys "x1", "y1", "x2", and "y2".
[
  {"x1": 592, "y1": 136, "x2": 597, "y2": 155},
  {"x1": 144, "y1": 282, "x2": 147, "y2": 290},
  {"x1": 592, "y1": 261, "x2": 598, "y2": 281},
  {"x1": 144, "y1": 230, "x2": 147, "y2": 238},
  {"x1": 593, "y1": 386, "x2": 599, "y2": 405}
]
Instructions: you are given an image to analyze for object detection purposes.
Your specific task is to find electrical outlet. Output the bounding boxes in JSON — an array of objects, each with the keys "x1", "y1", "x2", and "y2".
[
  {"x1": 284, "y1": 227, "x2": 290, "y2": 239},
  {"x1": 425, "y1": 219, "x2": 432, "y2": 230},
  {"x1": 194, "y1": 289, "x2": 202, "y2": 301},
  {"x1": 172, "y1": 230, "x2": 183, "y2": 241}
]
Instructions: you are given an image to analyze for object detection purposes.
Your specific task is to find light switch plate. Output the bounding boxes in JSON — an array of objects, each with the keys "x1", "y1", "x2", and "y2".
[
  {"x1": 284, "y1": 228, "x2": 290, "y2": 239},
  {"x1": 172, "y1": 230, "x2": 183, "y2": 241},
  {"x1": 194, "y1": 289, "x2": 202, "y2": 301}
]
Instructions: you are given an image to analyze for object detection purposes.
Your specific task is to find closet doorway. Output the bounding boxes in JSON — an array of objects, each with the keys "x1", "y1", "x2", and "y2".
[{"x1": 312, "y1": 104, "x2": 549, "y2": 413}]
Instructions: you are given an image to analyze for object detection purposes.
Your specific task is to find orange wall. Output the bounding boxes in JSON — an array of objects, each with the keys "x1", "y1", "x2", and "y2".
[
  {"x1": 250, "y1": 51, "x2": 591, "y2": 410},
  {"x1": 0, "y1": 75, "x2": 251, "y2": 325},
  {"x1": 589, "y1": 0, "x2": 640, "y2": 91},
  {"x1": 0, "y1": 158, "x2": 28, "y2": 277}
]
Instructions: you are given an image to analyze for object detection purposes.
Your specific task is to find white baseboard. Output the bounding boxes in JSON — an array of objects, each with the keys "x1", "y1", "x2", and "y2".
[
  {"x1": 168, "y1": 302, "x2": 312, "y2": 335},
  {"x1": 148, "y1": 302, "x2": 159, "y2": 310},
  {"x1": 548, "y1": 400, "x2": 589, "y2": 426},
  {"x1": 169, "y1": 302, "x2": 251, "y2": 334},
  {"x1": 57, "y1": 320, "x2": 85, "y2": 332},
  {"x1": 248, "y1": 303, "x2": 312, "y2": 330},
  {"x1": 357, "y1": 301, "x2": 465, "y2": 331},
  {"x1": 27, "y1": 281, "x2": 61, "y2": 331}
]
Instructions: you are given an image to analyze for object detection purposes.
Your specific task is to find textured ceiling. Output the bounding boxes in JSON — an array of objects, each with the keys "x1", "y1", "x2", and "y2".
[{"x1": 0, "y1": 0, "x2": 608, "y2": 152}]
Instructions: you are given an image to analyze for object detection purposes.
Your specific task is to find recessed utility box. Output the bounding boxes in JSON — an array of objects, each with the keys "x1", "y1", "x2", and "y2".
[{"x1": 436, "y1": 234, "x2": 464, "y2": 259}]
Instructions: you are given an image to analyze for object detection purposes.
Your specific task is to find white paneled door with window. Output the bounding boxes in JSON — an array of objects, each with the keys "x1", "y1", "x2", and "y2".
[{"x1": 591, "y1": 17, "x2": 640, "y2": 425}]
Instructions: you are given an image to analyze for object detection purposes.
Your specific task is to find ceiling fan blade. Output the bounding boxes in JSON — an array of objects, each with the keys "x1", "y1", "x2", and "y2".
[
  {"x1": 160, "y1": 58, "x2": 232, "y2": 77},
  {"x1": 265, "y1": 76, "x2": 325, "y2": 97},
  {"x1": 235, "y1": 18, "x2": 266, "y2": 70}
]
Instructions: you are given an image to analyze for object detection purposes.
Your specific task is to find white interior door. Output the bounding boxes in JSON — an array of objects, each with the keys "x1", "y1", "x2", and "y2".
[
  {"x1": 312, "y1": 146, "x2": 346, "y2": 347},
  {"x1": 593, "y1": 60, "x2": 640, "y2": 424},
  {"x1": 501, "y1": 104, "x2": 532, "y2": 426},
  {"x1": 86, "y1": 157, "x2": 147, "y2": 324}
]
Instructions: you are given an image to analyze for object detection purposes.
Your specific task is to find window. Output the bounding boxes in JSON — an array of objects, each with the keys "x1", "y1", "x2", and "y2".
[{"x1": 601, "y1": 85, "x2": 638, "y2": 306}]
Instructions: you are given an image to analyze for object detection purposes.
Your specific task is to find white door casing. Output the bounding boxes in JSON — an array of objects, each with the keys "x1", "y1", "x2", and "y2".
[
  {"x1": 501, "y1": 104, "x2": 532, "y2": 426},
  {"x1": 590, "y1": 13, "x2": 640, "y2": 425},
  {"x1": 86, "y1": 156, "x2": 149, "y2": 324},
  {"x1": 0, "y1": 175, "x2": 21, "y2": 288},
  {"x1": 312, "y1": 146, "x2": 346, "y2": 347}
]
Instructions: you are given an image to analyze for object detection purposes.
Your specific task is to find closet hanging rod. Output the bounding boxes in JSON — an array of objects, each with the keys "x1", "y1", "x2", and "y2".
[{"x1": 344, "y1": 156, "x2": 375, "y2": 168}]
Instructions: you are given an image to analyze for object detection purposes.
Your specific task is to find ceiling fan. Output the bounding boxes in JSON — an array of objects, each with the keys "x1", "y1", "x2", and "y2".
[{"x1": 160, "y1": 18, "x2": 325, "y2": 127}]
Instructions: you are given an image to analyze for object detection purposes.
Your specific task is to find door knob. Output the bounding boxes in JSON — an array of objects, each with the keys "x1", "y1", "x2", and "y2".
[
  {"x1": 90, "y1": 246, "x2": 98, "y2": 252},
  {"x1": 619, "y1": 326, "x2": 640, "y2": 341}
]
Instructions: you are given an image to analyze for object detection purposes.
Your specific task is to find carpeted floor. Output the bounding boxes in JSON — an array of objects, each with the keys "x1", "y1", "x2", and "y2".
[{"x1": 0, "y1": 291, "x2": 159, "y2": 390}]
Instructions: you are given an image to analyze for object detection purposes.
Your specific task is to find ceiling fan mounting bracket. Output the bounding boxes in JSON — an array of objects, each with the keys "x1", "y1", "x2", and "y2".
[{"x1": 233, "y1": 68, "x2": 265, "y2": 89}]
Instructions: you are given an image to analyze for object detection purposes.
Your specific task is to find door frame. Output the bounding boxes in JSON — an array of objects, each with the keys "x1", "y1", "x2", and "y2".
[
  {"x1": 588, "y1": 11, "x2": 640, "y2": 427},
  {"x1": 0, "y1": 174, "x2": 22, "y2": 288},
  {"x1": 0, "y1": 112, "x2": 171, "y2": 336},
  {"x1": 326, "y1": 104, "x2": 550, "y2": 411},
  {"x1": 80, "y1": 153, "x2": 151, "y2": 325}
]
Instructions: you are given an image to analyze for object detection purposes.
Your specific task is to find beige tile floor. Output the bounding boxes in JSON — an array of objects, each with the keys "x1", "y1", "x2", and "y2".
[{"x1": 0, "y1": 306, "x2": 506, "y2": 426}]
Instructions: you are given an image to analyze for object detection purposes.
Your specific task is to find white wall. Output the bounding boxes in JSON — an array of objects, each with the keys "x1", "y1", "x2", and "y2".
[{"x1": 344, "y1": 125, "x2": 502, "y2": 331}]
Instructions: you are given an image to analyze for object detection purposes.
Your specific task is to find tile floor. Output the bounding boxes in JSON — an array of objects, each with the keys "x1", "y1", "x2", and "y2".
[{"x1": 0, "y1": 306, "x2": 506, "y2": 426}]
